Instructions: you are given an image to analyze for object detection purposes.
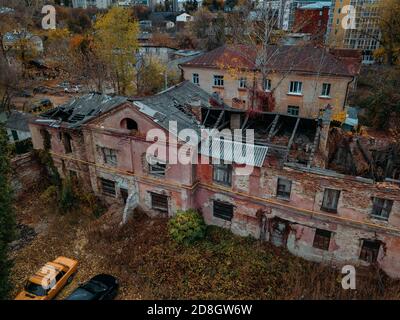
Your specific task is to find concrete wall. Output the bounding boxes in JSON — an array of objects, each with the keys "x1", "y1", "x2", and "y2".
[{"x1": 182, "y1": 65, "x2": 352, "y2": 118}]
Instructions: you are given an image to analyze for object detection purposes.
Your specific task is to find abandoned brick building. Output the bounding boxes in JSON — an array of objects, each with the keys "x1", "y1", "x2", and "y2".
[{"x1": 29, "y1": 80, "x2": 400, "y2": 278}]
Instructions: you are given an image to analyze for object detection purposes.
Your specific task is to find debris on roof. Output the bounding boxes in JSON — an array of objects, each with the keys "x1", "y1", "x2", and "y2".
[
  {"x1": 37, "y1": 93, "x2": 127, "y2": 129},
  {"x1": 3, "y1": 111, "x2": 34, "y2": 132}
]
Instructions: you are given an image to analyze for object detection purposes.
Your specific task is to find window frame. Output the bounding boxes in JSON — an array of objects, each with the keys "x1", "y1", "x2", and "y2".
[
  {"x1": 100, "y1": 178, "x2": 116, "y2": 196},
  {"x1": 213, "y1": 75, "x2": 224, "y2": 87},
  {"x1": 288, "y1": 81, "x2": 302, "y2": 95},
  {"x1": 287, "y1": 105, "x2": 300, "y2": 116},
  {"x1": 371, "y1": 197, "x2": 393, "y2": 220},
  {"x1": 149, "y1": 161, "x2": 167, "y2": 177},
  {"x1": 321, "y1": 83, "x2": 331, "y2": 97},
  {"x1": 238, "y1": 77, "x2": 247, "y2": 89},
  {"x1": 313, "y1": 229, "x2": 332, "y2": 250},
  {"x1": 213, "y1": 200, "x2": 234, "y2": 221},
  {"x1": 263, "y1": 78, "x2": 272, "y2": 91},
  {"x1": 192, "y1": 73, "x2": 199, "y2": 85},
  {"x1": 359, "y1": 240, "x2": 381, "y2": 263},
  {"x1": 150, "y1": 192, "x2": 169, "y2": 212},
  {"x1": 276, "y1": 178, "x2": 292, "y2": 200},
  {"x1": 101, "y1": 147, "x2": 117, "y2": 166},
  {"x1": 213, "y1": 163, "x2": 232, "y2": 186},
  {"x1": 321, "y1": 188, "x2": 341, "y2": 213}
]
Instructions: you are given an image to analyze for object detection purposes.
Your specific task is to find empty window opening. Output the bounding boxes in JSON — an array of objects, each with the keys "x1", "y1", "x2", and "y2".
[
  {"x1": 121, "y1": 118, "x2": 138, "y2": 131},
  {"x1": 149, "y1": 161, "x2": 166, "y2": 176},
  {"x1": 313, "y1": 229, "x2": 331, "y2": 250},
  {"x1": 277, "y1": 178, "x2": 292, "y2": 199},
  {"x1": 360, "y1": 240, "x2": 381, "y2": 263},
  {"x1": 213, "y1": 200, "x2": 233, "y2": 221}
]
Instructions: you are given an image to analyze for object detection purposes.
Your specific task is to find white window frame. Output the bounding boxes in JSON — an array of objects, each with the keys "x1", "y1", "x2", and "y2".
[
  {"x1": 213, "y1": 75, "x2": 224, "y2": 87},
  {"x1": 263, "y1": 78, "x2": 271, "y2": 91},
  {"x1": 321, "y1": 83, "x2": 331, "y2": 97},
  {"x1": 192, "y1": 73, "x2": 199, "y2": 85},
  {"x1": 238, "y1": 77, "x2": 247, "y2": 89},
  {"x1": 289, "y1": 81, "x2": 302, "y2": 95}
]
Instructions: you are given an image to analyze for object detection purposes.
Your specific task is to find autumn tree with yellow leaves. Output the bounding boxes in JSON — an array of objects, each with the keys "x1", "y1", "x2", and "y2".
[{"x1": 93, "y1": 7, "x2": 139, "y2": 95}]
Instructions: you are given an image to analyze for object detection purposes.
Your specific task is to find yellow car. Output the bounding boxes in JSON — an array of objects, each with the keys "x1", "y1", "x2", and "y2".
[{"x1": 15, "y1": 257, "x2": 78, "y2": 300}]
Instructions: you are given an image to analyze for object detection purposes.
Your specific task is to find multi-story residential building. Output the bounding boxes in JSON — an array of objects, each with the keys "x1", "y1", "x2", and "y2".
[
  {"x1": 180, "y1": 45, "x2": 360, "y2": 119},
  {"x1": 326, "y1": 0, "x2": 381, "y2": 63},
  {"x1": 29, "y1": 81, "x2": 400, "y2": 278},
  {"x1": 293, "y1": 1, "x2": 331, "y2": 42},
  {"x1": 72, "y1": 0, "x2": 113, "y2": 9}
]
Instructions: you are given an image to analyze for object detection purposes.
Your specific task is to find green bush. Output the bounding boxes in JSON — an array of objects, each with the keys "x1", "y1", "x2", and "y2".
[
  {"x1": 168, "y1": 209, "x2": 206, "y2": 245},
  {"x1": 59, "y1": 178, "x2": 75, "y2": 214}
]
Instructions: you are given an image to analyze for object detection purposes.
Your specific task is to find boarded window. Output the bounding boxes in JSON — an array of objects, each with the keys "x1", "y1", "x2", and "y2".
[
  {"x1": 213, "y1": 163, "x2": 232, "y2": 186},
  {"x1": 277, "y1": 178, "x2": 292, "y2": 199},
  {"x1": 100, "y1": 178, "x2": 116, "y2": 196},
  {"x1": 321, "y1": 188, "x2": 340, "y2": 213},
  {"x1": 213, "y1": 201, "x2": 233, "y2": 221},
  {"x1": 151, "y1": 193, "x2": 168, "y2": 212},
  {"x1": 359, "y1": 240, "x2": 381, "y2": 262},
  {"x1": 149, "y1": 162, "x2": 166, "y2": 176},
  {"x1": 371, "y1": 197, "x2": 393, "y2": 220},
  {"x1": 101, "y1": 147, "x2": 117, "y2": 166},
  {"x1": 313, "y1": 229, "x2": 331, "y2": 250}
]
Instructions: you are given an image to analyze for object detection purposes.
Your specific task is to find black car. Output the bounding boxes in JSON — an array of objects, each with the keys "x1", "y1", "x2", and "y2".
[{"x1": 65, "y1": 274, "x2": 119, "y2": 300}]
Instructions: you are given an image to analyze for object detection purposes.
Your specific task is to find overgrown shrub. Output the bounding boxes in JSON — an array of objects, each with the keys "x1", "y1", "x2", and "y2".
[
  {"x1": 59, "y1": 178, "x2": 75, "y2": 214},
  {"x1": 168, "y1": 209, "x2": 206, "y2": 245}
]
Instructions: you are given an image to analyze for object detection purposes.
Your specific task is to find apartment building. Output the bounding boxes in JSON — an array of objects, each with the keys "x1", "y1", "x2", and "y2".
[
  {"x1": 29, "y1": 81, "x2": 400, "y2": 278},
  {"x1": 180, "y1": 45, "x2": 360, "y2": 119},
  {"x1": 326, "y1": 0, "x2": 381, "y2": 63},
  {"x1": 72, "y1": 0, "x2": 113, "y2": 9}
]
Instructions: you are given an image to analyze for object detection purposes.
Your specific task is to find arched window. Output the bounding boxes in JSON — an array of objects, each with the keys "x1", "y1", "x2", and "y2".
[{"x1": 120, "y1": 118, "x2": 138, "y2": 131}]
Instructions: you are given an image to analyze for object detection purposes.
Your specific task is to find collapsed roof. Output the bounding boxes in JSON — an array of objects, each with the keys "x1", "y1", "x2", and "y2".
[{"x1": 37, "y1": 93, "x2": 127, "y2": 129}]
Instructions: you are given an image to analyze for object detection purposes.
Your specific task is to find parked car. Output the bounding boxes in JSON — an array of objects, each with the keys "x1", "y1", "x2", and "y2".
[
  {"x1": 65, "y1": 274, "x2": 119, "y2": 300},
  {"x1": 15, "y1": 257, "x2": 78, "y2": 300}
]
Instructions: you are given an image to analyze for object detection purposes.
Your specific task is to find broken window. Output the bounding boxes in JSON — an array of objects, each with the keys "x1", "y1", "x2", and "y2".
[
  {"x1": 371, "y1": 197, "x2": 393, "y2": 220},
  {"x1": 151, "y1": 193, "x2": 168, "y2": 212},
  {"x1": 321, "y1": 188, "x2": 340, "y2": 213},
  {"x1": 63, "y1": 132, "x2": 72, "y2": 154},
  {"x1": 289, "y1": 81, "x2": 302, "y2": 94},
  {"x1": 11, "y1": 130, "x2": 19, "y2": 141},
  {"x1": 277, "y1": 178, "x2": 292, "y2": 199},
  {"x1": 213, "y1": 200, "x2": 234, "y2": 221},
  {"x1": 101, "y1": 147, "x2": 117, "y2": 166},
  {"x1": 313, "y1": 229, "x2": 331, "y2": 250},
  {"x1": 149, "y1": 161, "x2": 166, "y2": 176},
  {"x1": 321, "y1": 83, "x2": 331, "y2": 97},
  {"x1": 121, "y1": 118, "x2": 138, "y2": 131},
  {"x1": 213, "y1": 163, "x2": 232, "y2": 186},
  {"x1": 192, "y1": 73, "x2": 199, "y2": 85},
  {"x1": 100, "y1": 178, "x2": 116, "y2": 196},
  {"x1": 287, "y1": 106, "x2": 299, "y2": 116},
  {"x1": 359, "y1": 240, "x2": 381, "y2": 262},
  {"x1": 213, "y1": 75, "x2": 224, "y2": 87}
]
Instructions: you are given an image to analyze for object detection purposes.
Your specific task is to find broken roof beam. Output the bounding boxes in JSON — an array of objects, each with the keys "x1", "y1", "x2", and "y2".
[
  {"x1": 266, "y1": 114, "x2": 280, "y2": 142},
  {"x1": 287, "y1": 117, "x2": 300, "y2": 150}
]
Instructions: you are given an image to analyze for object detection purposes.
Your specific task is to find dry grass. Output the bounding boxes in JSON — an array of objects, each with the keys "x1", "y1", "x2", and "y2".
[{"x1": 9, "y1": 188, "x2": 400, "y2": 300}]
